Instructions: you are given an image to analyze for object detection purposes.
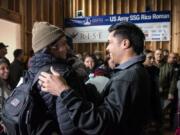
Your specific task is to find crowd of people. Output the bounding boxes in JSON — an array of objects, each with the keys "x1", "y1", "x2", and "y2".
[{"x1": 0, "y1": 21, "x2": 180, "y2": 135}]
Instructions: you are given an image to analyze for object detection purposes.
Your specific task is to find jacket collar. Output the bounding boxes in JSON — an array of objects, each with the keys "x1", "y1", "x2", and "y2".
[{"x1": 115, "y1": 54, "x2": 145, "y2": 70}]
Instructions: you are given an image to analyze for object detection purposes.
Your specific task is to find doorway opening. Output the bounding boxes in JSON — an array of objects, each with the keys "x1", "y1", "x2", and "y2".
[{"x1": 0, "y1": 19, "x2": 21, "y2": 62}]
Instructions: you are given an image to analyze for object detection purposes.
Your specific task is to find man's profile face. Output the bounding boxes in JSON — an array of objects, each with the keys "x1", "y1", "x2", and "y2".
[
  {"x1": 106, "y1": 31, "x2": 124, "y2": 65},
  {"x1": 50, "y1": 36, "x2": 68, "y2": 59}
]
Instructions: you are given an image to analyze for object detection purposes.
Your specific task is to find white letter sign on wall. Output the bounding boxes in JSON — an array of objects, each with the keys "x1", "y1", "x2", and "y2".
[{"x1": 65, "y1": 11, "x2": 170, "y2": 43}]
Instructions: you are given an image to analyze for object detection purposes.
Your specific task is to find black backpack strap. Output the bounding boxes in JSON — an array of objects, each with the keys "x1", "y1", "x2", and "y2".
[{"x1": 1, "y1": 87, "x2": 4, "y2": 106}]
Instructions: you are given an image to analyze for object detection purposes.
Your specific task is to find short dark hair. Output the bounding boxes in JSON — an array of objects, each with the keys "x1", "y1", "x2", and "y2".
[
  {"x1": 13, "y1": 49, "x2": 23, "y2": 58},
  {"x1": 0, "y1": 58, "x2": 9, "y2": 65},
  {"x1": 0, "y1": 42, "x2": 8, "y2": 49},
  {"x1": 108, "y1": 22, "x2": 145, "y2": 54}
]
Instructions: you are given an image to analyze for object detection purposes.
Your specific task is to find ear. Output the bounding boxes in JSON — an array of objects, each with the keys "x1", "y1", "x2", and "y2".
[{"x1": 122, "y1": 39, "x2": 130, "y2": 49}]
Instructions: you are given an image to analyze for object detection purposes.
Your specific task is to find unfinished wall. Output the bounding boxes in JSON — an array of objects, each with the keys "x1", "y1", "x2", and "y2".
[
  {"x1": 0, "y1": 19, "x2": 20, "y2": 62},
  {"x1": 0, "y1": 0, "x2": 64, "y2": 55},
  {"x1": 64, "y1": 0, "x2": 180, "y2": 56},
  {"x1": 0, "y1": 0, "x2": 180, "y2": 56}
]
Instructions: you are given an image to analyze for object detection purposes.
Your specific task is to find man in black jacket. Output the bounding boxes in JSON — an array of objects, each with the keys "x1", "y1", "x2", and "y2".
[
  {"x1": 10, "y1": 49, "x2": 25, "y2": 89},
  {"x1": 39, "y1": 22, "x2": 151, "y2": 135}
]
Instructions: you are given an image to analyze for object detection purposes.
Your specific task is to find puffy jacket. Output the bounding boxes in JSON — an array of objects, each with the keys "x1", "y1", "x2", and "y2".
[
  {"x1": 28, "y1": 52, "x2": 70, "y2": 112},
  {"x1": 29, "y1": 51, "x2": 100, "y2": 134},
  {"x1": 56, "y1": 58, "x2": 151, "y2": 135}
]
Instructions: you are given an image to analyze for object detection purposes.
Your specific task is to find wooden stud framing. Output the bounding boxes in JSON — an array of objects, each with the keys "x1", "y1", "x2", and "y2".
[{"x1": 0, "y1": 0, "x2": 180, "y2": 55}]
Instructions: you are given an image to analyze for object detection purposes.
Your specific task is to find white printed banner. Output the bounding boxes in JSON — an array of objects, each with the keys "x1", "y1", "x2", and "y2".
[{"x1": 65, "y1": 11, "x2": 170, "y2": 43}]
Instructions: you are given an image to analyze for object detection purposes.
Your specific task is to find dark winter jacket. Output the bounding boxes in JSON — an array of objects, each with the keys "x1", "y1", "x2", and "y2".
[
  {"x1": 10, "y1": 59, "x2": 25, "y2": 89},
  {"x1": 145, "y1": 65, "x2": 162, "y2": 124},
  {"x1": 159, "y1": 63, "x2": 177, "y2": 99},
  {"x1": 56, "y1": 55, "x2": 151, "y2": 135},
  {"x1": 29, "y1": 51, "x2": 101, "y2": 134},
  {"x1": 28, "y1": 52, "x2": 70, "y2": 113}
]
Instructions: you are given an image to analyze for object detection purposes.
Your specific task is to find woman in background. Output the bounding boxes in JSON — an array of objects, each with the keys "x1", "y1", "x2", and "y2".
[
  {"x1": 0, "y1": 58, "x2": 11, "y2": 135},
  {"x1": 83, "y1": 54, "x2": 97, "y2": 77},
  {"x1": 143, "y1": 49, "x2": 162, "y2": 135}
]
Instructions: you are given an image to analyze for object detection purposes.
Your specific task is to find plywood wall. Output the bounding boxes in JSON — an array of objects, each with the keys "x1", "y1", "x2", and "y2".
[
  {"x1": 0, "y1": 0, "x2": 180, "y2": 56},
  {"x1": 0, "y1": 0, "x2": 64, "y2": 55},
  {"x1": 64, "y1": 0, "x2": 180, "y2": 56},
  {"x1": 19, "y1": 0, "x2": 64, "y2": 55}
]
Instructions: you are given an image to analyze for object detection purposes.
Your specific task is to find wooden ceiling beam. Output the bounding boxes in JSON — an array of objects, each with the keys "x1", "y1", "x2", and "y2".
[{"x1": 0, "y1": 7, "x2": 20, "y2": 23}]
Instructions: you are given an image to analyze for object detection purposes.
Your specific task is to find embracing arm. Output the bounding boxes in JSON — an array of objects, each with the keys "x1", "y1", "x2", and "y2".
[
  {"x1": 38, "y1": 68, "x2": 129, "y2": 134},
  {"x1": 56, "y1": 79, "x2": 129, "y2": 135}
]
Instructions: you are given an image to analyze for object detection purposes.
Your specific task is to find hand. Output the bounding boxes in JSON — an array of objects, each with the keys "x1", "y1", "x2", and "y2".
[{"x1": 38, "y1": 66, "x2": 70, "y2": 96}]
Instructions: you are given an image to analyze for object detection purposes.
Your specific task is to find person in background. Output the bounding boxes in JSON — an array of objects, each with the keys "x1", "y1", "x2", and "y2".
[
  {"x1": 107, "y1": 56, "x2": 116, "y2": 71},
  {"x1": 0, "y1": 43, "x2": 10, "y2": 66},
  {"x1": 162, "y1": 49, "x2": 169, "y2": 63},
  {"x1": 158, "y1": 51, "x2": 177, "y2": 131},
  {"x1": 9, "y1": 49, "x2": 25, "y2": 89},
  {"x1": 38, "y1": 22, "x2": 151, "y2": 135},
  {"x1": 93, "y1": 51, "x2": 104, "y2": 67},
  {"x1": 166, "y1": 52, "x2": 179, "y2": 130},
  {"x1": 83, "y1": 54, "x2": 96, "y2": 76},
  {"x1": 96, "y1": 56, "x2": 116, "y2": 78},
  {"x1": 0, "y1": 58, "x2": 11, "y2": 112},
  {"x1": 144, "y1": 49, "x2": 159, "y2": 79},
  {"x1": 168, "y1": 52, "x2": 179, "y2": 82},
  {"x1": 154, "y1": 49, "x2": 164, "y2": 67},
  {"x1": 27, "y1": 50, "x2": 34, "y2": 68},
  {"x1": 176, "y1": 53, "x2": 180, "y2": 65},
  {"x1": 143, "y1": 49, "x2": 162, "y2": 134},
  {"x1": 175, "y1": 52, "x2": 180, "y2": 134},
  {"x1": 167, "y1": 52, "x2": 178, "y2": 66},
  {"x1": 85, "y1": 56, "x2": 115, "y2": 93},
  {"x1": 0, "y1": 58, "x2": 11, "y2": 135}
]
